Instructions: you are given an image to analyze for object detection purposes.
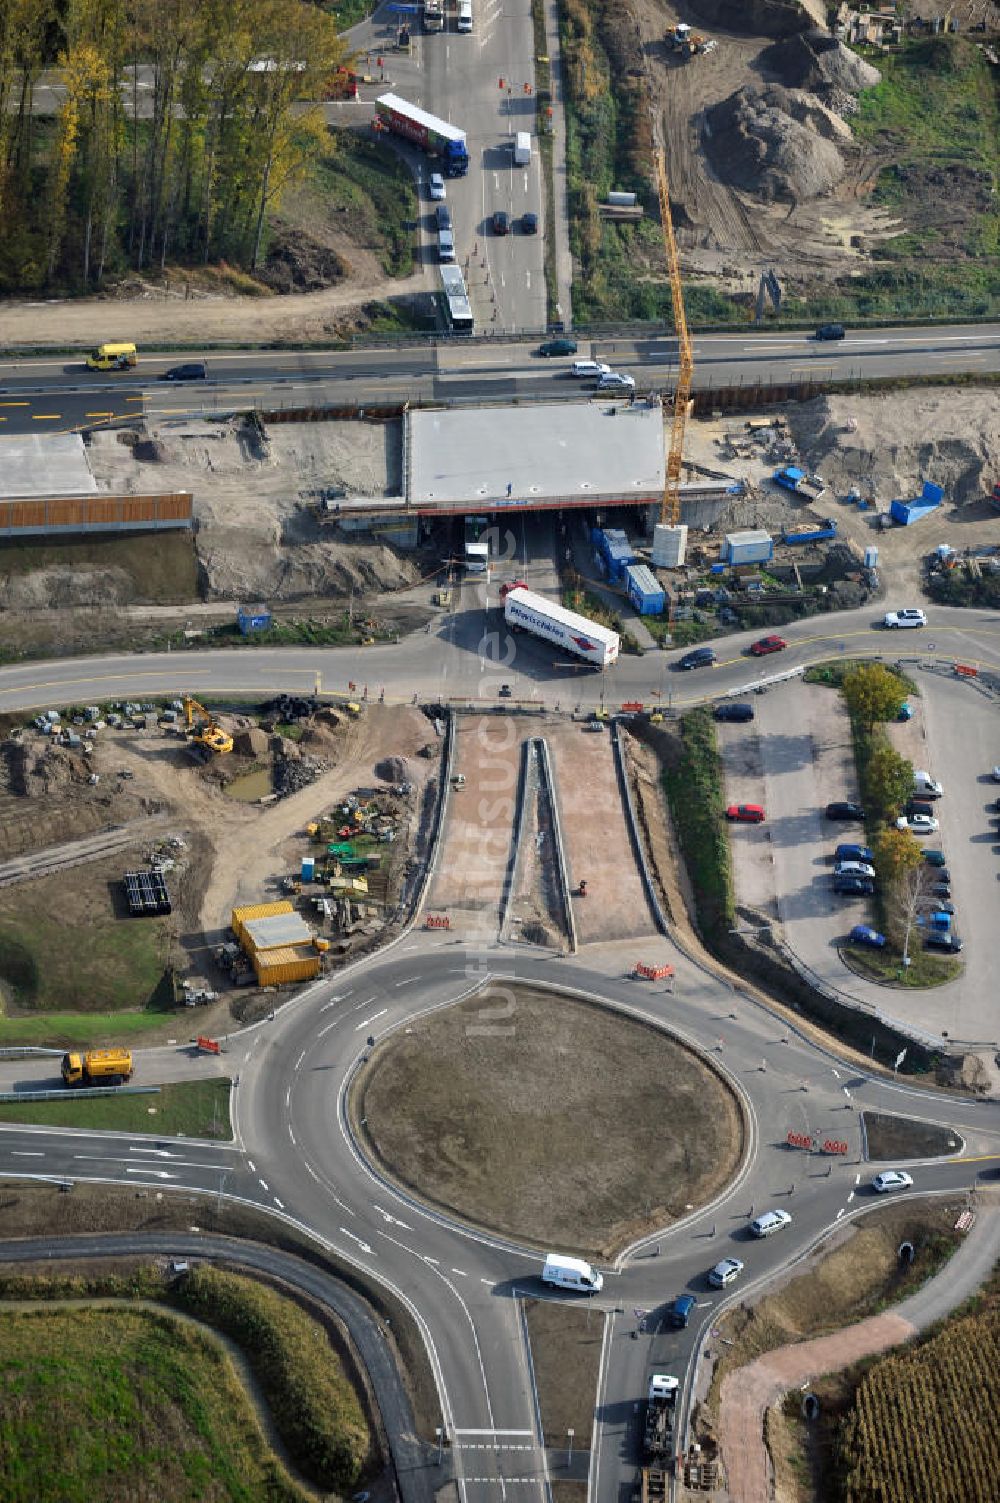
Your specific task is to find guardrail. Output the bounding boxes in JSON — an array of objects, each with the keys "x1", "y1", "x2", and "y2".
[
  {"x1": 722, "y1": 665, "x2": 806, "y2": 699},
  {"x1": 610, "y1": 717, "x2": 670, "y2": 938},
  {"x1": 0, "y1": 1085, "x2": 161, "y2": 1103},
  {"x1": 0, "y1": 1047, "x2": 64, "y2": 1059}
]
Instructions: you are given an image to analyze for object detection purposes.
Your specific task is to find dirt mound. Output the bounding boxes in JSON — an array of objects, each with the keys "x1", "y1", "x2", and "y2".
[
  {"x1": 232, "y1": 726, "x2": 269, "y2": 757},
  {"x1": 761, "y1": 30, "x2": 881, "y2": 102},
  {"x1": 0, "y1": 566, "x2": 137, "y2": 610},
  {"x1": 688, "y1": 0, "x2": 812, "y2": 37},
  {"x1": 258, "y1": 226, "x2": 350, "y2": 295},
  {"x1": 375, "y1": 756, "x2": 410, "y2": 784},
  {"x1": 4, "y1": 741, "x2": 90, "y2": 797},
  {"x1": 704, "y1": 85, "x2": 847, "y2": 201}
]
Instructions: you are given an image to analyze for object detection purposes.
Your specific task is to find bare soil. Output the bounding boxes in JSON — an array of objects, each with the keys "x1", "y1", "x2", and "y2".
[
  {"x1": 544, "y1": 721, "x2": 655, "y2": 945},
  {"x1": 523, "y1": 1298, "x2": 603, "y2": 1447},
  {"x1": 862, "y1": 1110, "x2": 964, "y2": 1160},
  {"x1": 427, "y1": 717, "x2": 522, "y2": 935},
  {"x1": 351, "y1": 986, "x2": 745, "y2": 1260}
]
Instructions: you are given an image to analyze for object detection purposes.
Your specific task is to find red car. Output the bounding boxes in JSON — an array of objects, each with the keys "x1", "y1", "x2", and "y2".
[
  {"x1": 726, "y1": 803, "x2": 765, "y2": 823},
  {"x1": 749, "y1": 635, "x2": 787, "y2": 657}
]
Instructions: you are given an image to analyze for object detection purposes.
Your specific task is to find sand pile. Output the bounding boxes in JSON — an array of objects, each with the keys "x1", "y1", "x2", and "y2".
[{"x1": 704, "y1": 85, "x2": 848, "y2": 201}]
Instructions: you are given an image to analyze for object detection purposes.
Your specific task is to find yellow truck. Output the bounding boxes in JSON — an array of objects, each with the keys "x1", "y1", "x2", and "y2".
[{"x1": 61, "y1": 1048, "x2": 134, "y2": 1087}]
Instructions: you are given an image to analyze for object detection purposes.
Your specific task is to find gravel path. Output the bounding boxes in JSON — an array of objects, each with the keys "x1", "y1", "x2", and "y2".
[{"x1": 718, "y1": 1204, "x2": 1000, "y2": 1503}]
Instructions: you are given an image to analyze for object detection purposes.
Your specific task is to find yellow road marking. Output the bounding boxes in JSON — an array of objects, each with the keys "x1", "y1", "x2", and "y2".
[
  {"x1": 0, "y1": 401, "x2": 29, "y2": 407},
  {"x1": 30, "y1": 413, "x2": 62, "y2": 420}
]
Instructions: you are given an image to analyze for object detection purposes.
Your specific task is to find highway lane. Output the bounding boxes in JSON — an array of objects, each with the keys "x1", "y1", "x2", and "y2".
[{"x1": 1, "y1": 323, "x2": 998, "y2": 432}]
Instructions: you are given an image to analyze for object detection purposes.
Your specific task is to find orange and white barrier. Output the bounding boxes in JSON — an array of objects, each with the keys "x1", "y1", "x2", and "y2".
[
  {"x1": 425, "y1": 914, "x2": 451, "y2": 930},
  {"x1": 633, "y1": 961, "x2": 675, "y2": 981}
]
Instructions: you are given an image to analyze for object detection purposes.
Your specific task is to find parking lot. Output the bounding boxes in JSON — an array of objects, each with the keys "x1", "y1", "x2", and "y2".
[{"x1": 719, "y1": 675, "x2": 997, "y2": 1044}]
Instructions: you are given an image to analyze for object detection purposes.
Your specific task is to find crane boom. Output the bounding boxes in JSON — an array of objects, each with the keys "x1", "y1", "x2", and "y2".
[{"x1": 653, "y1": 145, "x2": 693, "y2": 526}]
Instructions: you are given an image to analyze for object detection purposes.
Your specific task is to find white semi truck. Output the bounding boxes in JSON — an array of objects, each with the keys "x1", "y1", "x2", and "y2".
[{"x1": 501, "y1": 582, "x2": 620, "y2": 668}]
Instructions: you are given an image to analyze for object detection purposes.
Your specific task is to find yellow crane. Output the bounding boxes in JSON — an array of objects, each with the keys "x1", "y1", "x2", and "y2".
[
  {"x1": 652, "y1": 142, "x2": 693, "y2": 526},
  {"x1": 182, "y1": 696, "x2": 233, "y2": 755}
]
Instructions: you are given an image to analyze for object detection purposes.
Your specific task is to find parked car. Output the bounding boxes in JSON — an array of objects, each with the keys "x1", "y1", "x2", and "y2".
[
  {"x1": 814, "y1": 323, "x2": 845, "y2": 341},
  {"x1": 835, "y1": 844, "x2": 874, "y2": 864},
  {"x1": 926, "y1": 930, "x2": 963, "y2": 952},
  {"x1": 923, "y1": 848, "x2": 947, "y2": 867},
  {"x1": 896, "y1": 813, "x2": 939, "y2": 834},
  {"x1": 571, "y1": 359, "x2": 610, "y2": 379},
  {"x1": 537, "y1": 338, "x2": 577, "y2": 357},
  {"x1": 749, "y1": 1209, "x2": 792, "y2": 1239},
  {"x1": 849, "y1": 924, "x2": 886, "y2": 948},
  {"x1": 428, "y1": 172, "x2": 446, "y2": 200},
  {"x1": 930, "y1": 880, "x2": 952, "y2": 899},
  {"x1": 713, "y1": 702, "x2": 754, "y2": 723},
  {"x1": 161, "y1": 362, "x2": 207, "y2": 381},
  {"x1": 833, "y1": 875, "x2": 875, "y2": 895},
  {"x1": 922, "y1": 898, "x2": 956, "y2": 917},
  {"x1": 872, "y1": 1170, "x2": 913, "y2": 1193},
  {"x1": 906, "y1": 799, "x2": 937, "y2": 819},
  {"x1": 727, "y1": 803, "x2": 765, "y2": 823},
  {"x1": 826, "y1": 801, "x2": 865, "y2": 821},
  {"x1": 835, "y1": 860, "x2": 875, "y2": 879},
  {"x1": 492, "y1": 209, "x2": 510, "y2": 235},
  {"x1": 708, "y1": 1257, "x2": 744, "y2": 1289},
  {"x1": 992, "y1": 766, "x2": 1000, "y2": 783},
  {"x1": 883, "y1": 608, "x2": 927, "y2": 629},
  {"x1": 678, "y1": 646, "x2": 717, "y2": 670},
  {"x1": 913, "y1": 771, "x2": 943, "y2": 798},
  {"x1": 520, "y1": 211, "x2": 538, "y2": 234},
  {"x1": 896, "y1": 701, "x2": 914, "y2": 721},
  {"x1": 596, "y1": 371, "x2": 635, "y2": 392},
  {"x1": 749, "y1": 634, "x2": 787, "y2": 656}
]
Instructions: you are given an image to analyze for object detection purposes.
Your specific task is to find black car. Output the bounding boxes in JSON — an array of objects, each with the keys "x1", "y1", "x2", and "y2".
[
  {"x1": 492, "y1": 210, "x2": 510, "y2": 235},
  {"x1": 498, "y1": 684, "x2": 512, "y2": 698},
  {"x1": 161, "y1": 362, "x2": 207, "y2": 381},
  {"x1": 435, "y1": 203, "x2": 452, "y2": 231},
  {"x1": 537, "y1": 338, "x2": 577, "y2": 357},
  {"x1": 520, "y1": 211, "x2": 538, "y2": 235},
  {"x1": 925, "y1": 930, "x2": 963, "y2": 953},
  {"x1": 834, "y1": 875, "x2": 875, "y2": 895},
  {"x1": 930, "y1": 881, "x2": 952, "y2": 899},
  {"x1": 713, "y1": 702, "x2": 754, "y2": 723},
  {"x1": 906, "y1": 799, "x2": 936, "y2": 818},
  {"x1": 677, "y1": 646, "x2": 717, "y2": 671},
  {"x1": 814, "y1": 323, "x2": 845, "y2": 341},
  {"x1": 826, "y1": 801, "x2": 865, "y2": 821}
]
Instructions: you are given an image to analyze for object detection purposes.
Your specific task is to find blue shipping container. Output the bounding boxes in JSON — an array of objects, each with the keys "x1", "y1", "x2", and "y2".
[
  {"x1": 625, "y1": 563, "x2": 665, "y2": 615},
  {"x1": 595, "y1": 527, "x2": 635, "y2": 585},
  {"x1": 237, "y1": 604, "x2": 273, "y2": 635},
  {"x1": 301, "y1": 856, "x2": 316, "y2": 881}
]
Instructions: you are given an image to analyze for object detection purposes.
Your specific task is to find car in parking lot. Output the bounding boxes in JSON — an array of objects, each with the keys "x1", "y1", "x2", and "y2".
[
  {"x1": 727, "y1": 803, "x2": 765, "y2": 823},
  {"x1": 678, "y1": 646, "x2": 717, "y2": 670},
  {"x1": 913, "y1": 771, "x2": 943, "y2": 798},
  {"x1": 836, "y1": 843, "x2": 874, "y2": 864},
  {"x1": 571, "y1": 359, "x2": 610, "y2": 379},
  {"x1": 492, "y1": 210, "x2": 510, "y2": 235},
  {"x1": 714, "y1": 702, "x2": 754, "y2": 723},
  {"x1": 883, "y1": 608, "x2": 927, "y2": 629},
  {"x1": 923, "y1": 897, "x2": 955, "y2": 916},
  {"x1": 537, "y1": 338, "x2": 577, "y2": 357},
  {"x1": 826, "y1": 801, "x2": 865, "y2": 821},
  {"x1": 429, "y1": 172, "x2": 446, "y2": 200},
  {"x1": 849, "y1": 924, "x2": 886, "y2": 948},
  {"x1": 520, "y1": 211, "x2": 538, "y2": 234},
  {"x1": 926, "y1": 929, "x2": 963, "y2": 952},
  {"x1": 872, "y1": 1170, "x2": 913, "y2": 1193},
  {"x1": 596, "y1": 371, "x2": 635, "y2": 392},
  {"x1": 896, "y1": 812, "x2": 939, "y2": 834},
  {"x1": 923, "y1": 848, "x2": 947, "y2": 867},
  {"x1": 749, "y1": 1209, "x2": 792, "y2": 1238},
  {"x1": 835, "y1": 859, "x2": 875, "y2": 879},
  {"x1": 834, "y1": 874, "x2": 875, "y2": 895},
  {"x1": 708, "y1": 1257, "x2": 744, "y2": 1289},
  {"x1": 749, "y1": 634, "x2": 787, "y2": 656}
]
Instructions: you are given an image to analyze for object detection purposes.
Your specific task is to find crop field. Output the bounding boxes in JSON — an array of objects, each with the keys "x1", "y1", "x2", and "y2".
[{"x1": 838, "y1": 1304, "x2": 1000, "y2": 1502}]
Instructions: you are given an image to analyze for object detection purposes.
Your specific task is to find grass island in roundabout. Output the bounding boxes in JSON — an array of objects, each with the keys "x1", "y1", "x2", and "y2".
[{"x1": 348, "y1": 984, "x2": 746, "y2": 1260}]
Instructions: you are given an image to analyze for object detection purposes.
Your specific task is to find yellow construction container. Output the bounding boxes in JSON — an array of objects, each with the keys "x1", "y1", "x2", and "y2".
[
  {"x1": 232, "y1": 900, "x2": 294, "y2": 947},
  {"x1": 252, "y1": 944, "x2": 321, "y2": 987}
]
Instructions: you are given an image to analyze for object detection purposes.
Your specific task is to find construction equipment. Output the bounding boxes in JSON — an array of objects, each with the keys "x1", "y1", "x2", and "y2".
[
  {"x1": 653, "y1": 144, "x2": 694, "y2": 527},
  {"x1": 667, "y1": 23, "x2": 712, "y2": 56},
  {"x1": 182, "y1": 696, "x2": 233, "y2": 755},
  {"x1": 61, "y1": 1048, "x2": 133, "y2": 1087}
]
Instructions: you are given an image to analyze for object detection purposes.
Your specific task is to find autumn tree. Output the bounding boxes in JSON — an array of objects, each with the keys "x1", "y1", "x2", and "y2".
[
  {"x1": 863, "y1": 737, "x2": 914, "y2": 824},
  {"x1": 872, "y1": 824, "x2": 923, "y2": 893},
  {"x1": 842, "y1": 663, "x2": 908, "y2": 731}
]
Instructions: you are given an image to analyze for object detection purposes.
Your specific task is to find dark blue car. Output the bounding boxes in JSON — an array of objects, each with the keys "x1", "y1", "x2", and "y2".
[
  {"x1": 836, "y1": 843, "x2": 874, "y2": 864},
  {"x1": 849, "y1": 924, "x2": 885, "y2": 948}
]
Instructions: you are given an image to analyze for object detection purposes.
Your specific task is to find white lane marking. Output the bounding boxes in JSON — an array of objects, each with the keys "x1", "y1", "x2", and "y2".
[
  {"x1": 855, "y1": 1173, "x2": 861, "y2": 1184},
  {"x1": 836, "y1": 1208, "x2": 845, "y2": 1220},
  {"x1": 304, "y1": 1162, "x2": 321, "y2": 1183},
  {"x1": 11, "y1": 1150, "x2": 45, "y2": 1157},
  {"x1": 424, "y1": 1255, "x2": 440, "y2": 1265},
  {"x1": 259, "y1": 1178, "x2": 269, "y2": 1192},
  {"x1": 295, "y1": 1049, "x2": 307, "y2": 1068},
  {"x1": 334, "y1": 1196, "x2": 355, "y2": 1215},
  {"x1": 451, "y1": 1267, "x2": 468, "y2": 1277},
  {"x1": 355, "y1": 1009, "x2": 388, "y2": 1030},
  {"x1": 847, "y1": 1190, "x2": 855, "y2": 1202},
  {"x1": 394, "y1": 976, "x2": 415, "y2": 987},
  {"x1": 481, "y1": 1277, "x2": 493, "y2": 1285},
  {"x1": 317, "y1": 1019, "x2": 338, "y2": 1039},
  {"x1": 274, "y1": 1197, "x2": 284, "y2": 1209},
  {"x1": 128, "y1": 1147, "x2": 172, "y2": 1157},
  {"x1": 248, "y1": 1160, "x2": 256, "y2": 1173},
  {"x1": 373, "y1": 1204, "x2": 411, "y2": 1229},
  {"x1": 453, "y1": 1428, "x2": 534, "y2": 1436},
  {"x1": 350, "y1": 995, "x2": 378, "y2": 1012},
  {"x1": 125, "y1": 1168, "x2": 174, "y2": 1179},
  {"x1": 285, "y1": 1088, "x2": 291, "y2": 1109},
  {"x1": 340, "y1": 1226, "x2": 374, "y2": 1254},
  {"x1": 288, "y1": 1126, "x2": 296, "y2": 1146}
]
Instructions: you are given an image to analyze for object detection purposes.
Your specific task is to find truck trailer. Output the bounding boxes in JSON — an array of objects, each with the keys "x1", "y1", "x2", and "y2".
[
  {"x1": 375, "y1": 94, "x2": 469, "y2": 176},
  {"x1": 773, "y1": 466, "x2": 827, "y2": 501},
  {"x1": 643, "y1": 1374, "x2": 679, "y2": 1465},
  {"x1": 501, "y1": 583, "x2": 619, "y2": 668},
  {"x1": 61, "y1": 1048, "x2": 134, "y2": 1087}
]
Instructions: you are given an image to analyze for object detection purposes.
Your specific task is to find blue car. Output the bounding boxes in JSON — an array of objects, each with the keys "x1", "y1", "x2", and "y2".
[
  {"x1": 849, "y1": 924, "x2": 886, "y2": 948},
  {"x1": 836, "y1": 843, "x2": 874, "y2": 864},
  {"x1": 897, "y1": 702, "x2": 914, "y2": 721}
]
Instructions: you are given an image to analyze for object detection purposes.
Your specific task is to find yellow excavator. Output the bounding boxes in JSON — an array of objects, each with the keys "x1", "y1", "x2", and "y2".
[{"x1": 182, "y1": 696, "x2": 233, "y2": 755}]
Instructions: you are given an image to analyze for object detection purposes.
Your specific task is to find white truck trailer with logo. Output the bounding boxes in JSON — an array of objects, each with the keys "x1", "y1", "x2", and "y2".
[{"x1": 501, "y1": 583, "x2": 620, "y2": 668}]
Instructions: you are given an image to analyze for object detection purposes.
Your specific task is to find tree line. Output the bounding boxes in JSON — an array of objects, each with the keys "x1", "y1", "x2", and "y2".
[{"x1": 0, "y1": 0, "x2": 345, "y2": 294}]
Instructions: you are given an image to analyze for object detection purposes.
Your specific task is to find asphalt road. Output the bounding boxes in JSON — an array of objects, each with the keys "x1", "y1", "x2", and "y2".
[{"x1": 1, "y1": 323, "x2": 999, "y2": 434}]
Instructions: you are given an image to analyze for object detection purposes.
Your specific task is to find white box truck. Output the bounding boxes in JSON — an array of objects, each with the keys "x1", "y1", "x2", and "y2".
[
  {"x1": 501, "y1": 582, "x2": 620, "y2": 669},
  {"x1": 541, "y1": 1253, "x2": 603, "y2": 1293},
  {"x1": 514, "y1": 132, "x2": 531, "y2": 166},
  {"x1": 457, "y1": 0, "x2": 473, "y2": 30}
]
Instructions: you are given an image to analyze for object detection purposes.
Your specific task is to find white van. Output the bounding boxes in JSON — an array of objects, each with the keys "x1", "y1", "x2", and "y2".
[
  {"x1": 438, "y1": 228, "x2": 456, "y2": 262},
  {"x1": 514, "y1": 132, "x2": 531, "y2": 166},
  {"x1": 541, "y1": 1253, "x2": 603, "y2": 1293},
  {"x1": 913, "y1": 769, "x2": 943, "y2": 797},
  {"x1": 457, "y1": 0, "x2": 472, "y2": 30}
]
